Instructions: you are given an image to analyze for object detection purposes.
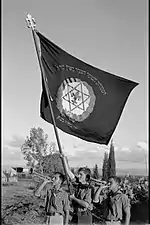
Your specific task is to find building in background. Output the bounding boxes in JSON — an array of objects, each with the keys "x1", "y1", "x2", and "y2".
[
  {"x1": 2, "y1": 172, "x2": 7, "y2": 183},
  {"x1": 12, "y1": 167, "x2": 31, "y2": 180}
]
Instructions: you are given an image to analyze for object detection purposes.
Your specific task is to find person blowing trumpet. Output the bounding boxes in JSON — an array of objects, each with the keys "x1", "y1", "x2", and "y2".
[
  {"x1": 34, "y1": 172, "x2": 70, "y2": 225},
  {"x1": 93, "y1": 176, "x2": 131, "y2": 225}
]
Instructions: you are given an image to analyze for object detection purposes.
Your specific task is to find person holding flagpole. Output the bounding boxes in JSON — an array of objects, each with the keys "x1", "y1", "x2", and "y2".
[{"x1": 62, "y1": 155, "x2": 93, "y2": 225}]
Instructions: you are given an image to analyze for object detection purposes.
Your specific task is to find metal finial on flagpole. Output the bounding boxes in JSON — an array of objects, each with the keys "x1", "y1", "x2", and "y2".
[{"x1": 26, "y1": 14, "x2": 36, "y2": 30}]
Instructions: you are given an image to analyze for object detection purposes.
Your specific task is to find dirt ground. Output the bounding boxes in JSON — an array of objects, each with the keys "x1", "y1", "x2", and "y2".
[
  {"x1": 1, "y1": 180, "x2": 149, "y2": 225},
  {"x1": 2, "y1": 180, "x2": 46, "y2": 225}
]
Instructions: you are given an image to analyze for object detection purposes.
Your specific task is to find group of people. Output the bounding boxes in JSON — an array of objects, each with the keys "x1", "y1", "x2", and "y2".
[{"x1": 34, "y1": 156, "x2": 131, "y2": 225}]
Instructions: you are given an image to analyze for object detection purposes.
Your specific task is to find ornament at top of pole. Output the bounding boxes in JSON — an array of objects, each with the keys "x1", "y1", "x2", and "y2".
[{"x1": 26, "y1": 14, "x2": 36, "y2": 30}]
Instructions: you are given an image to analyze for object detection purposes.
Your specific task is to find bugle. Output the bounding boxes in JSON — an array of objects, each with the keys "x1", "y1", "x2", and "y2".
[
  {"x1": 90, "y1": 177, "x2": 107, "y2": 185},
  {"x1": 32, "y1": 171, "x2": 52, "y2": 182}
]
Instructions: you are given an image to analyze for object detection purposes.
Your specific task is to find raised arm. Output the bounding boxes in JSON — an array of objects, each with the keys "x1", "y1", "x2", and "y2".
[
  {"x1": 70, "y1": 195, "x2": 89, "y2": 208},
  {"x1": 70, "y1": 188, "x2": 92, "y2": 209},
  {"x1": 93, "y1": 186, "x2": 105, "y2": 203},
  {"x1": 34, "y1": 179, "x2": 50, "y2": 197},
  {"x1": 61, "y1": 154, "x2": 75, "y2": 180}
]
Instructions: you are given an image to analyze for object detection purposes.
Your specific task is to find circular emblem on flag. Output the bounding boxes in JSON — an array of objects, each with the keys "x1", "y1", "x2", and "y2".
[{"x1": 56, "y1": 78, "x2": 96, "y2": 122}]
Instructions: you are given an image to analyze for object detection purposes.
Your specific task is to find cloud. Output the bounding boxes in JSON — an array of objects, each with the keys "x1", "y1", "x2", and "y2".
[
  {"x1": 137, "y1": 141, "x2": 148, "y2": 151},
  {"x1": 65, "y1": 141, "x2": 148, "y2": 173},
  {"x1": 114, "y1": 146, "x2": 119, "y2": 151},
  {"x1": 4, "y1": 135, "x2": 25, "y2": 148},
  {"x1": 88, "y1": 149, "x2": 98, "y2": 153},
  {"x1": 2, "y1": 146, "x2": 26, "y2": 167},
  {"x1": 115, "y1": 143, "x2": 148, "y2": 163},
  {"x1": 120, "y1": 147, "x2": 131, "y2": 152},
  {"x1": 67, "y1": 144, "x2": 107, "y2": 168}
]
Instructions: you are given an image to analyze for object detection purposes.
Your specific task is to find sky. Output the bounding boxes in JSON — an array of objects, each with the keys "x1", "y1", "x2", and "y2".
[{"x1": 2, "y1": 0, "x2": 148, "y2": 175}]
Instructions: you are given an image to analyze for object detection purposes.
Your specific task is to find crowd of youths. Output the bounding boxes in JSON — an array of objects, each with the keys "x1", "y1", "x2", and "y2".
[{"x1": 34, "y1": 157, "x2": 148, "y2": 225}]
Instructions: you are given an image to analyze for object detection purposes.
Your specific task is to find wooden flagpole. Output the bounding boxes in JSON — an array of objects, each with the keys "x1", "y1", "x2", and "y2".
[{"x1": 25, "y1": 14, "x2": 71, "y2": 192}]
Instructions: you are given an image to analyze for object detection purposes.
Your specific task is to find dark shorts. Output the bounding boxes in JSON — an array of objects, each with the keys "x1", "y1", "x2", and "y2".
[{"x1": 71, "y1": 210, "x2": 92, "y2": 225}]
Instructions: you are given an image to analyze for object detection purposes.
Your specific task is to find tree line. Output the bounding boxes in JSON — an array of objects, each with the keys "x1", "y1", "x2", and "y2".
[{"x1": 20, "y1": 127, "x2": 116, "y2": 180}]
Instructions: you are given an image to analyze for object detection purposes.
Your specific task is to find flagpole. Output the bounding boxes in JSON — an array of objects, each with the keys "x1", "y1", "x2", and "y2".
[{"x1": 25, "y1": 14, "x2": 71, "y2": 192}]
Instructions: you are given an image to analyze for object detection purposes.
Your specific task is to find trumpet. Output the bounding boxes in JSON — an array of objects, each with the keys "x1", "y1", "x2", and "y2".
[
  {"x1": 90, "y1": 177, "x2": 107, "y2": 185},
  {"x1": 101, "y1": 185, "x2": 110, "y2": 190},
  {"x1": 32, "y1": 171, "x2": 52, "y2": 182}
]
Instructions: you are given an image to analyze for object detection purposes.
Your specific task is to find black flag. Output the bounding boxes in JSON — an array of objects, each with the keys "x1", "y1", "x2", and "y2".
[{"x1": 36, "y1": 31, "x2": 138, "y2": 145}]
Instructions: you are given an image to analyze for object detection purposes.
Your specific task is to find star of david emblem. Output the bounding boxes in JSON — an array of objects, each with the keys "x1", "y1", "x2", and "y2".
[
  {"x1": 62, "y1": 82, "x2": 90, "y2": 112},
  {"x1": 56, "y1": 78, "x2": 96, "y2": 122}
]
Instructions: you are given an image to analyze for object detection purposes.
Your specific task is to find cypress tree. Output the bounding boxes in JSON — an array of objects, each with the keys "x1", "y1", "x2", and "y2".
[
  {"x1": 93, "y1": 164, "x2": 99, "y2": 179},
  {"x1": 102, "y1": 151, "x2": 108, "y2": 181},
  {"x1": 107, "y1": 139, "x2": 116, "y2": 178}
]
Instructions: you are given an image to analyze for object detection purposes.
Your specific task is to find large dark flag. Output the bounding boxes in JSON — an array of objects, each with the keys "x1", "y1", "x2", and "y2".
[{"x1": 36, "y1": 31, "x2": 138, "y2": 145}]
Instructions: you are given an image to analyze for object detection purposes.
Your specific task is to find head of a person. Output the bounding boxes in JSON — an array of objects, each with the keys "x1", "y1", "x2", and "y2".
[
  {"x1": 52, "y1": 172, "x2": 65, "y2": 187},
  {"x1": 108, "y1": 176, "x2": 121, "y2": 193},
  {"x1": 77, "y1": 167, "x2": 91, "y2": 184},
  {"x1": 124, "y1": 178, "x2": 128, "y2": 184}
]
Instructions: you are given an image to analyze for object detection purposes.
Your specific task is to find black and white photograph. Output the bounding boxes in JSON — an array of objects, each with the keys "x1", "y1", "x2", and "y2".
[{"x1": 2, "y1": 1, "x2": 149, "y2": 225}]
